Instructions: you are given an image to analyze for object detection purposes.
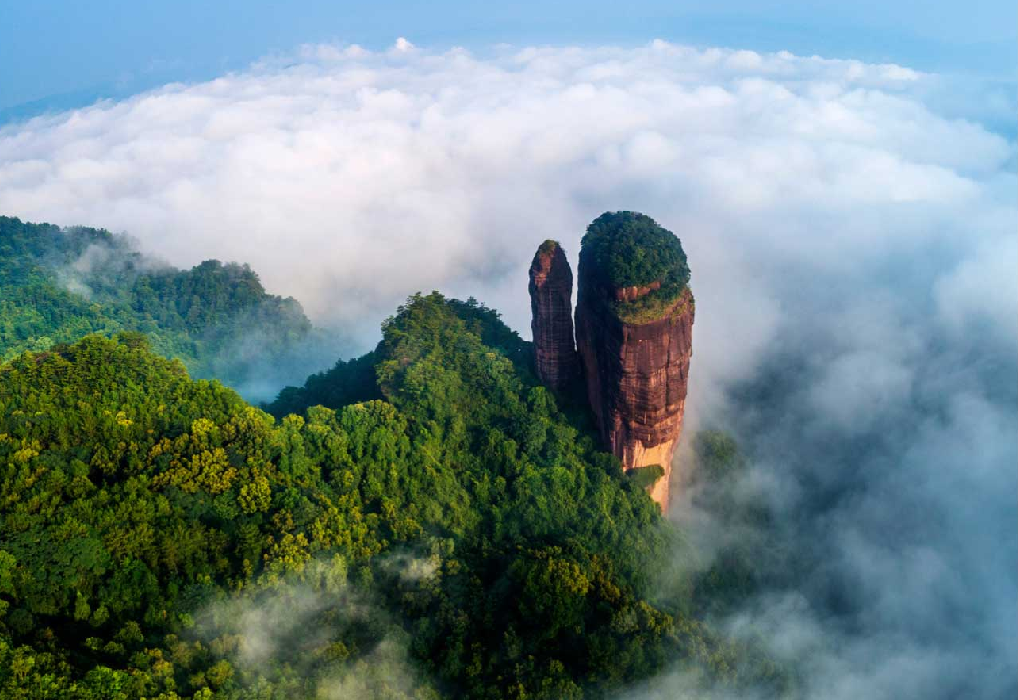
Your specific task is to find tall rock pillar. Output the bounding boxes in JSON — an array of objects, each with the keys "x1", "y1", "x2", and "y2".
[
  {"x1": 528, "y1": 240, "x2": 579, "y2": 390},
  {"x1": 574, "y1": 212, "x2": 694, "y2": 513}
]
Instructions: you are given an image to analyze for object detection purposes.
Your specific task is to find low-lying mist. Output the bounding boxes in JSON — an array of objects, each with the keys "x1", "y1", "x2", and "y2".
[
  {"x1": 663, "y1": 247, "x2": 1017, "y2": 698},
  {"x1": 189, "y1": 556, "x2": 438, "y2": 698}
]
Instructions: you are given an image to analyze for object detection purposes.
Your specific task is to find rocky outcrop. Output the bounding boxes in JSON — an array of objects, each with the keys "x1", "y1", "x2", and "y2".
[
  {"x1": 573, "y1": 214, "x2": 694, "y2": 513},
  {"x1": 528, "y1": 240, "x2": 579, "y2": 390},
  {"x1": 526, "y1": 214, "x2": 694, "y2": 513}
]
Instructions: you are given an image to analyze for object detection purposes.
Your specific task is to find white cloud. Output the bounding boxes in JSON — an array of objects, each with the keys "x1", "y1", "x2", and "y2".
[
  {"x1": 935, "y1": 231, "x2": 1018, "y2": 348},
  {"x1": 392, "y1": 36, "x2": 416, "y2": 53},
  {"x1": 0, "y1": 41, "x2": 1010, "y2": 352}
]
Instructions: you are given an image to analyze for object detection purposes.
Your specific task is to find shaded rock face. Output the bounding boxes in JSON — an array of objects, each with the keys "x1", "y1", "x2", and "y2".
[
  {"x1": 529, "y1": 241, "x2": 580, "y2": 390},
  {"x1": 575, "y1": 261, "x2": 694, "y2": 513}
]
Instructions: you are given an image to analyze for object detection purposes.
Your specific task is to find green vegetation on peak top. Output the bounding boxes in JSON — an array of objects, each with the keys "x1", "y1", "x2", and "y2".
[
  {"x1": 265, "y1": 294, "x2": 528, "y2": 418},
  {"x1": 537, "y1": 239, "x2": 561, "y2": 255},
  {"x1": 581, "y1": 212, "x2": 689, "y2": 291},
  {"x1": 580, "y1": 211, "x2": 692, "y2": 324}
]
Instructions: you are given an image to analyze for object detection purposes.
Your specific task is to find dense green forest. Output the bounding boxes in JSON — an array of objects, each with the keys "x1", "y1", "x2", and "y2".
[
  {"x1": 579, "y1": 212, "x2": 692, "y2": 323},
  {"x1": 0, "y1": 292, "x2": 788, "y2": 698},
  {"x1": 0, "y1": 216, "x2": 314, "y2": 394}
]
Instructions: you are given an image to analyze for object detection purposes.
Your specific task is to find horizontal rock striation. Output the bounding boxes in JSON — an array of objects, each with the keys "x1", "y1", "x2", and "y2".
[{"x1": 528, "y1": 240, "x2": 580, "y2": 391}]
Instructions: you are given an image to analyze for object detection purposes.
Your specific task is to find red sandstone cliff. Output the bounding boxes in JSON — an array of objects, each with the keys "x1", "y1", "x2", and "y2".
[
  {"x1": 528, "y1": 241, "x2": 580, "y2": 390},
  {"x1": 574, "y1": 264, "x2": 694, "y2": 513}
]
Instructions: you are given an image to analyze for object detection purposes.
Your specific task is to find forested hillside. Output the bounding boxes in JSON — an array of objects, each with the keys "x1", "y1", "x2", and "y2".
[
  {"x1": 0, "y1": 216, "x2": 313, "y2": 395},
  {"x1": 0, "y1": 293, "x2": 788, "y2": 699}
]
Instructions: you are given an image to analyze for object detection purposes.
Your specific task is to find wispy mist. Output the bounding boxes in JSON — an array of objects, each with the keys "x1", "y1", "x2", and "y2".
[
  {"x1": 192, "y1": 557, "x2": 437, "y2": 697},
  {"x1": 664, "y1": 228, "x2": 1017, "y2": 698}
]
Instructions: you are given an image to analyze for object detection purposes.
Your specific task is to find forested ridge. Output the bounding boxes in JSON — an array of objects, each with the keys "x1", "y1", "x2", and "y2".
[
  {"x1": 0, "y1": 216, "x2": 312, "y2": 393},
  {"x1": 0, "y1": 290, "x2": 789, "y2": 698}
]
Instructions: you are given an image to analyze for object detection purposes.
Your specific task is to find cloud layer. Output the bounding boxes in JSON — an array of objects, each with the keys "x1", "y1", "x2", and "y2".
[
  {"x1": 0, "y1": 39, "x2": 1014, "y2": 698},
  {"x1": 1, "y1": 41, "x2": 1012, "y2": 341}
]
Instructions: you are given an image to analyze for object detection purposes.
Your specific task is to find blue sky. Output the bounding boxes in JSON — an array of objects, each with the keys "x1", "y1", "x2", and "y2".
[{"x1": 1, "y1": 0, "x2": 1014, "y2": 121}]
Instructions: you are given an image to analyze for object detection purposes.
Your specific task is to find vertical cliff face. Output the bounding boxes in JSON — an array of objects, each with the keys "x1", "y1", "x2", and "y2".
[
  {"x1": 573, "y1": 212, "x2": 694, "y2": 512},
  {"x1": 528, "y1": 240, "x2": 580, "y2": 390}
]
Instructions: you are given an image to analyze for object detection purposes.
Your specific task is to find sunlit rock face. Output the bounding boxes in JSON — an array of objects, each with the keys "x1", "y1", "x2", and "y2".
[
  {"x1": 573, "y1": 212, "x2": 694, "y2": 513},
  {"x1": 528, "y1": 240, "x2": 580, "y2": 391}
]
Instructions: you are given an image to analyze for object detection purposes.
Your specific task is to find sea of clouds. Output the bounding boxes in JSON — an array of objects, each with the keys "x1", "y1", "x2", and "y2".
[{"x1": 1, "y1": 39, "x2": 1014, "y2": 698}]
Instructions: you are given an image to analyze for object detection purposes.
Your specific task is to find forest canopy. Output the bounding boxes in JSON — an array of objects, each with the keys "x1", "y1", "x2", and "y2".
[
  {"x1": 580, "y1": 211, "x2": 689, "y2": 291},
  {"x1": 579, "y1": 212, "x2": 691, "y2": 323},
  {"x1": 0, "y1": 293, "x2": 786, "y2": 699}
]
